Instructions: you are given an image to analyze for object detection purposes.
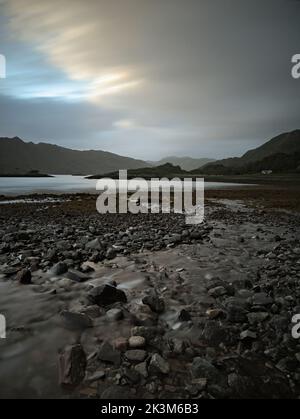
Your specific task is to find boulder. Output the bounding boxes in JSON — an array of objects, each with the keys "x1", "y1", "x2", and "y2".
[{"x1": 88, "y1": 284, "x2": 127, "y2": 306}]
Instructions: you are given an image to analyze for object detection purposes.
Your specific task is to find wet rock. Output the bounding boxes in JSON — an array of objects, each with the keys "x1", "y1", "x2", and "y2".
[
  {"x1": 275, "y1": 357, "x2": 297, "y2": 373},
  {"x1": 247, "y1": 312, "x2": 269, "y2": 325},
  {"x1": 65, "y1": 269, "x2": 90, "y2": 283},
  {"x1": 85, "y1": 370, "x2": 105, "y2": 382},
  {"x1": 131, "y1": 326, "x2": 162, "y2": 340},
  {"x1": 61, "y1": 310, "x2": 93, "y2": 330},
  {"x1": 58, "y1": 344, "x2": 87, "y2": 388},
  {"x1": 168, "y1": 234, "x2": 182, "y2": 244},
  {"x1": 16, "y1": 269, "x2": 32, "y2": 285},
  {"x1": 98, "y1": 341, "x2": 121, "y2": 365},
  {"x1": 203, "y1": 322, "x2": 238, "y2": 346},
  {"x1": 251, "y1": 292, "x2": 273, "y2": 306},
  {"x1": 46, "y1": 248, "x2": 58, "y2": 262},
  {"x1": 106, "y1": 308, "x2": 123, "y2": 321},
  {"x1": 208, "y1": 286, "x2": 227, "y2": 298},
  {"x1": 226, "y1": 303, "x2": 248, "y2": 323},
  {"x1": 227, "y1": 373, "x2": 254, "y2": 397},
  {"x1": 135, "y1": 361, "x2": 148, "y2": 378},
  {"x1": 125, "y1": 349, "x2": 148, "y2": 363},
  {"x1": 88, "y1": 284, "x2": 127, "y2": 306},
  {"x1": 86, "y1": 238, "x2": 102, "y2": 251},
  {"x1": 123, "y1": 367, "x2": 141, "y2": 384},
  {"x1": 187, "y1": 378, "x2": 207, "y2": 395},
  {"x1": 149, "y1": 353, "x2": 170, "y2": 375},
  {"x1": 49, "y1": 262, "x2": 68, "y2": 276},
  {"x1": 113, "y1": 337, "x2": 128, "y2": 352},
  {"x1": 240, "y1": 330, "x2": 257, "y2": 341},
  {"x1": 129, "y1": 336, "x2": 146, "y2": 349},
  {"x1": 191, "y1": 357, "x2": 220, "y2": 381},
  {"x1": 178, "y1": 309, "x2": 191, "y2": 321},
  {"x1": 106, "y1": 248, "x2": 117, "y2": 260},
  {"x1": 190, "y1": 231, "x2": 202, "y2": 239},
  {"x1": 206, "y1": 308, "x2": 225, "y2": 320},
  {"x1": 142, "y1": 292, "x2": 165, "y2": 313},
  {"x1": 81, "y1": 305, "x2": 104, "y2": 318}
]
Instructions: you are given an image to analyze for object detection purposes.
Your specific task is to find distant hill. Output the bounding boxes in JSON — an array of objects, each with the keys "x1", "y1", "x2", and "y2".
[
  {"x1": 88, "y1": 163, "x2": 190, "y2": 179},
  {"x1": 0, "y1": 137, "x2": 150, "y2": 175},
  {"x1": 152, "y1": 156, "x2": 215, "y2": 171},
  {"x1": 194, "y1": 130, "x2": 300, "y2": 174}
]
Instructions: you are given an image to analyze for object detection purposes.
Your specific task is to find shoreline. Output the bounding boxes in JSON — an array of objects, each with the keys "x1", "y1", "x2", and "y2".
[
  {"x1": 0, "y1": 189, "x2": 300, "y2": 398},
  {"x1": 1, "y1": 184, "x2": 300, "y2": 212}
]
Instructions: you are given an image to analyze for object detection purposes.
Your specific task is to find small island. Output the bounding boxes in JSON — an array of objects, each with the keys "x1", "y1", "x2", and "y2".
[
  {"x1": 86, "y1": 163, "x2": 191, "y2": 180},
  {"x1": 0, "y1": 170, "x2": 53, "y2": 178}
]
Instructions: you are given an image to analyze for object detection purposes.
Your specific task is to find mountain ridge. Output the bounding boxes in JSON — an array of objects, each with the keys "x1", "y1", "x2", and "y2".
[
  {"x1": 151, "y1": 156, "x2": 215, "y2": 171},
  {"x1": 0, "y1": 137, "x2": 150, "y2": 175},
  {"x1": 201, "y1": 130, "x2": 300, "y2": 170}
]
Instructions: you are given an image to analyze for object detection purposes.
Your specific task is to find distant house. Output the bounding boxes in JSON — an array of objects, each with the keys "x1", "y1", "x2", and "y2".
[{"x1": 261, "y1": 170, "x2": 273, "y2": 175}]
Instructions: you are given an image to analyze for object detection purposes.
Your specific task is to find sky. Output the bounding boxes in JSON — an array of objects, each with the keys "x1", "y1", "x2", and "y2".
[{"x1": 0, "y1": 0, "x2": 299, "y2": 160}]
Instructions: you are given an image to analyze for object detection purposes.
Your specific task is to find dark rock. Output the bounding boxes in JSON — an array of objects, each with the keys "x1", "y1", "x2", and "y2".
[
  {"x1": 85, "y1": 370, "x2": 105, "y2": 382},
  {"x1": 98, "y1": 341, "x2": 121, "y2": 365},
  {"x1": 86, "y1": 238, "x2": 103, "y2": 251},
  {"x1": 106, "y1": 308, "x2": 123, "y2": 321},
  {"x1": 191, "y1": 357, "x2": 220, "y2": 381},
  {"x1": 65, "y1": 269, "x2": 90, "y2": 283},
  {"x1": 135, "y1": 361, "x2": 148, "y2": 378},
  {"x1": 131, "y1": 326, "x2": 163, "y2": 340},
  {"x1": 149, "y1": 353, "x2": 170, "y2": 374},
  {"x1": 49, "y1": 262, "x2": 68, "y2": 276},
  {"x1": 178, "y1": 309, "x2": 191, "y2": 321},
  {"x1": 142, "y1": 292, "x2": 165, "y2": 313},
  {"x1": 227, "y1": 303, "x2": 248, "y2": 323},
  {"x1": 240, "y1": 330, "x2": 257, "y2": 341},
  {"x1": 113, "y1": 337, "x2": 128, "y2": 352},
  {"x1": 251, "y1": 292, "x2": 273, "y2": 306},
  {"x1": 106, "y1": 248, "x2": 117, "y2": 260},
  {"x1": 206, "y1": 308, "x2": 225, "y2": 320},
  {"x1": 208, "y1": 286, "x2": 227, "y2": 298},
  {"x1": 81, "y1": 305, "x2": 104, "y2": 318},
  {"x1": 16, "y1": 269, "x2": 32, "y2": 285},
  {"x1": 203, "y1": 322, "x2": 238, "y2": 346},
  {"x1": 46, "y1": 248, "x2": 58, "y2": 262},
  {"x1": 125, "y1": 349, "x2": 148, "y2": 363},
  {"x1": 88, "y1": 284, "x2": 127, "y2": 306},
  {"x1": 61, "y1": 310, "x2": 93, "y2": 330},
  {"x1": 247, "y1": 312, "x2": 269, "y2": 325},
  {"x1": 58, "y1": 344, "x2": 87, "y2": 388}
]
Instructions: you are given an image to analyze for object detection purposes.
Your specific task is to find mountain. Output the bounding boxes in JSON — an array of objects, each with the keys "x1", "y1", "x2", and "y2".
[
  {"x1": 88, "y1": 163, "x2": 190, "y2": 179},
  {"x1": 152, "y1": 156, "x2": 215, "y2": 171},
  {"x1": 0, "y1": 137, "x2": 150, "y2": 175},
  {"x1": 194, "y1": 130, "x2": 300, "y2": 174}
]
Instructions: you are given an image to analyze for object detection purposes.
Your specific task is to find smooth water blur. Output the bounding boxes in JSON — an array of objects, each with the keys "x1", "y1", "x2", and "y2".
[
  {"x1": 0, "y1": 175, "x2": 97, "y2": 195},
  {"x1": 0, "y1": 175, "x2": 253, "y2": 196}
]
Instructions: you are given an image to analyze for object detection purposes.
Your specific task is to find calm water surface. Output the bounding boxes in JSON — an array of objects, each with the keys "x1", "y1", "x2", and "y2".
[{"x1": 0, "y1": 175, "x2": 253, "y2": 196}]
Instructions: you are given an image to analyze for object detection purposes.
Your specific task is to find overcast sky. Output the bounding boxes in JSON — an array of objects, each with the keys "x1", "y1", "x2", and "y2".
[{"x1": 0, "y1": 0, "x2": 299, "y2": 160}]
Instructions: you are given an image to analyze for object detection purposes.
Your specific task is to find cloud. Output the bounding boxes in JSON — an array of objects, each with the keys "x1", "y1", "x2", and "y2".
[
  {"x1": 0, "y1": 94, "x2": 125, "y2": 147},
  {"x1": 0, "y1": 0, "x2": 300, "y2": 159}
]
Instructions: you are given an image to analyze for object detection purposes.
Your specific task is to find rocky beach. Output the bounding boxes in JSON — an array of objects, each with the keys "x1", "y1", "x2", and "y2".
[{"x1": 0, "y1": 189, "x2": 300, "y2": 399}]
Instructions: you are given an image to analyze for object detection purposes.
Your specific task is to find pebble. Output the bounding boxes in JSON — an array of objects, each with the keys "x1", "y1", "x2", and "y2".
[
  {"x1": 125, "y1": 350, "x2": 148, "y2": 363},
  {"x1": 149, "y1": 354, "x2": 170, "y2": 375},
  {"x1": 129, "y1": 336, "x2": 146, "y2": 349}
]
